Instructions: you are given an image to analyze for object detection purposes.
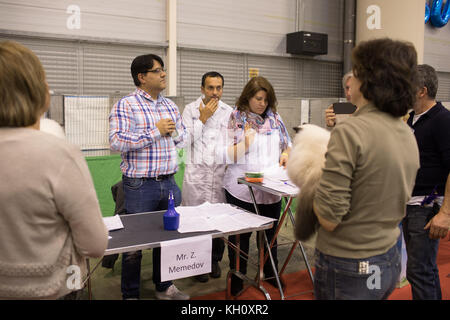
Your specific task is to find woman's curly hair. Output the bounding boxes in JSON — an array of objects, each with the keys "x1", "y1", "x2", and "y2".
[{"x1": 352, "y1": 38, "x2": 419, "y2": 117}]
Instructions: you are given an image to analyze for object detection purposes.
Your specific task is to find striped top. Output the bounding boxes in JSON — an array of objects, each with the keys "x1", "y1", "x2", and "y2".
[{"x1": 109, "y1": 88, "x2": 186, "y2": 178}]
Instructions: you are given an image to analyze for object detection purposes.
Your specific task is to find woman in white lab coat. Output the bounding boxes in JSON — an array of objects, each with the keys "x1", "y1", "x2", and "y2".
[{"x1": 223, "y1": 76, "x2": 292, "y2": 296}]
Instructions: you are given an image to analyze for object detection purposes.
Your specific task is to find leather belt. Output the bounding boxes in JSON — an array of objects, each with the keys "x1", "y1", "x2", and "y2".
[{"x1": 147, "y1": 173, "x2": 175, "y2": 182}]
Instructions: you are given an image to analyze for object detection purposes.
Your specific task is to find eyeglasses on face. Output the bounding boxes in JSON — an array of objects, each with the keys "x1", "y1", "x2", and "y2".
[{"x1": 141, "y1": 68, "x2": 166, "y2": 74}]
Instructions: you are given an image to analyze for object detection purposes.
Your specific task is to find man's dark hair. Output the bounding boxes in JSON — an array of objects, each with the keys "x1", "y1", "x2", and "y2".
[
  {"x1": 201, "y1": 71, "x2": 224, "y2": 88},
  {"x1": 352, "y1": 38, "x2": 419, "y2": 117},
  {"x1": 417, "y1": 64, "x2": 438, "y2": 99},
  {"x1": 131, "y1": 54, "x2": 164, "y2": 87}
]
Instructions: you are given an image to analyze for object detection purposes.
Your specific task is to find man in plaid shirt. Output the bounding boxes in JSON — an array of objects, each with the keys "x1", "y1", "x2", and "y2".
[{"x1": 109, "y1": 53, "x2": 188, "y2": 300}]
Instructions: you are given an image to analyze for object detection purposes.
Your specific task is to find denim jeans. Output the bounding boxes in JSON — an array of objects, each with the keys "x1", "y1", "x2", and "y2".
[
  {"x1": 121, "y1": 175, "x2": 181, "y2": 299},
  {"x1": 314, "y1": 244, "x2": 400, "y2": 300},
  {"x1": 402, "y1": 204, "x2": 442, "y2": 300}
]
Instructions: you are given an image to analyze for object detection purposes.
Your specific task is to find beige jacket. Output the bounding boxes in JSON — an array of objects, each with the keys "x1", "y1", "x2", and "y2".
[
  {"x1": 0, "y1": 128, "x2": 108, "y2": 299},
  {"x1": 314, "y1": 103, "x2": 420, "y2": 259}
]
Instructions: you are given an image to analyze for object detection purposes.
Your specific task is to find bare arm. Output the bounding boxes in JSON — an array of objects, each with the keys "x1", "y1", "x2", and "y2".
[
  {"x1": 227, "y1": 123, "x2": 255, "y2": 162},
  {"x1": 425, "y1": 173, "x2": 450, "y2": 239}
]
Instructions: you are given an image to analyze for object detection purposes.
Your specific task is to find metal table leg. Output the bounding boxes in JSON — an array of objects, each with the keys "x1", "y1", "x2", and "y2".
[{"x1": 247, "y1": 185, "x2": 285, "y2": 300}]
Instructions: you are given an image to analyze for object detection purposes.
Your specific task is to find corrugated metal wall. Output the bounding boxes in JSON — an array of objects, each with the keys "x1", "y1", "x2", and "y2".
[
  {"x1": 178, "y1": 49, "x2": 246, "y2": 107},
  {"x1": 437, "y1": 72, "x2": 450, "y2": 102},
  {"x1": 0, "y1": 0, "x2": 167, "y2": 45},
  {"x1": 0, "y1": 34, "x2": 342, "y2": 106},
  {"x1": 0, "y1": 0, "x2": 345, "y2": 102},
  {"x1": 0, "y1": 0, "x2": 344, "y2": 151}
]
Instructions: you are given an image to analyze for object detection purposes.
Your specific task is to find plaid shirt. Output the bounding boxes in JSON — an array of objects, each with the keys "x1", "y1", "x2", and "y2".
[{"x1": 109, "y1": 88, "x2": 186, "y2": 178}]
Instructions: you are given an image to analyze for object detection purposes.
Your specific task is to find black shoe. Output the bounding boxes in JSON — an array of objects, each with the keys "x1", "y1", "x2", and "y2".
[
  {"x1": 195, "y1": 273, "x2": 209, "y2": 283},
  {"x1": 230, "y1": 277, "x2": 244, "y2": 296},
  {"x1": 210, "y1": 261, "x2": 221, "y2": 278}
]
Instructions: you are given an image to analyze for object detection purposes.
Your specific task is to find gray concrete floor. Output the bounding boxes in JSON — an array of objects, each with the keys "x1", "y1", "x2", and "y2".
[{"x1": 84, "y1": 219, "x2": 316, "y2": 300}]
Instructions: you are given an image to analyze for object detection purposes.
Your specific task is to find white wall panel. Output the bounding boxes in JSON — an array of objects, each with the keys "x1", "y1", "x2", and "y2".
[
  {"x1": 424, "y1": 23, "x2": 450, "y2": 73},
  {"x1": 177, "y1": 0, "x2": 296, "y2": 55},
  {"x1": 1, "y1": 0, "x2": 344, "y2": 61},
  {"x1": 300, "y1": 0, "x2": 344, "y2": 61},
  {"x1": 0, "y1": 0, "x2": 166, "y2": 44},
  {"x1": 178, "y1": 0, "x2": 342, "y2": 59}
]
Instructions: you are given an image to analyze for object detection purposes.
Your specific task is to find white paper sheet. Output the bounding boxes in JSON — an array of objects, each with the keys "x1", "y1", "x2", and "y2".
[
  {"x1": 262, "y1": 165, "x2": 290, "y2": 181},
  {"x1": 262, "y1": 177, "x2": 300, "y2": 196},
  {"x1": 176, "y1": 202, "x2": 275, "y2": 233},
  {"x1": 103, "y1": 215, "x2": 124, "y2": 231}
]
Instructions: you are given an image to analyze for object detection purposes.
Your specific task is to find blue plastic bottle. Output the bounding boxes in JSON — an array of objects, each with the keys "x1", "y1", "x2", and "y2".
[{"x1": 163, "y1": 190, "x2": 180, "y2": 231}]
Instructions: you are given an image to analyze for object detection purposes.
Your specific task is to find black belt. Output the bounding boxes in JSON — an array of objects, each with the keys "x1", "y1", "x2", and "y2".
[{"x1": 147, "y1": 173, "x2": 175, "y2": 181}]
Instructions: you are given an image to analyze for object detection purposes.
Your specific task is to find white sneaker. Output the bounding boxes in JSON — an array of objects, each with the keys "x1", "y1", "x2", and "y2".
[{"x1": 155, "y1": 284, "x2": 190, "y2": 300}]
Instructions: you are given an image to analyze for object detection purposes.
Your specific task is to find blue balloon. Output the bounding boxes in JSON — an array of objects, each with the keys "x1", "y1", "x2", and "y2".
[
  {"x1": 430, "y1": 0, "x2": 450, "y2": 27},
  {"x1": 425, "y1": 3, "x2": 431, "y2": 23}
]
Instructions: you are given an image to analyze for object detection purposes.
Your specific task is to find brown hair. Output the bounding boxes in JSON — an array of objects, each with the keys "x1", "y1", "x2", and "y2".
[
  {"x1": 351, "y1": 38, "x2": 418, "y2": 117},
  {"x1": 236, "y1": 76, "x2": 277, "y2": 114},
  {"x1": 0, "y1": 41, "x2": 48, "y2": 127}
]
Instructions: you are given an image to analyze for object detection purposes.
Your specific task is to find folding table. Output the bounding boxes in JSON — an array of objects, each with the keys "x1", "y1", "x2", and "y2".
[
  {"x1": 85, "y1": 208, "x2": 275, "y2": 300},
  {"x1": 237, "y1": 177, "x2": 314, "y2": 300}
]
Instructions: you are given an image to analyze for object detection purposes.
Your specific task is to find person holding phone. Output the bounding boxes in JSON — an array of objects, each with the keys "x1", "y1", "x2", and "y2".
[{"x1": 325, "y1": 71, "x2": 354, "y2": 127}]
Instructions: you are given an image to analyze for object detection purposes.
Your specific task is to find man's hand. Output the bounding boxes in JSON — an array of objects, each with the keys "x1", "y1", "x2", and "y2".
[
  {"x1": 156, "y1": 118, "x2": 176, "y2": 136},
  {"x1": 199, "y1": 99, "x2": 219, "y2": 124},
  {"x1": 424, "y1": 210, "x2": 450, "y2": 240},
  {"x1": 325, "y1": 105, "x2": 337, "y2": 128}
]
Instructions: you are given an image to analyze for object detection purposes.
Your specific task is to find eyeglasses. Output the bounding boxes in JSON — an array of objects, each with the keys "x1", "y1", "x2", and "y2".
[{"x1": 142, "y1": 68, "x2": 166, "y2": 74}]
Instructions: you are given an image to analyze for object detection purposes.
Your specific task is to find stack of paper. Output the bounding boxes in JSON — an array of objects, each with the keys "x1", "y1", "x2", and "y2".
[
  {"x1": 103, "y1": 215, "x2": 124, "y2": 231},
  {"x1": 176, "y1": 202, "x2": 275, "y2": 233},
  {"x1": 262, "y1": 165, "x2": 300, "y2": 195}
]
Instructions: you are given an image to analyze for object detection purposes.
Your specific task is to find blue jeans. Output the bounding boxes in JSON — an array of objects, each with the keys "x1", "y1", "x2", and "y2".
[
  {"x1": 402, "y1": 204, "x2": 442, "y2": 300},
  {"x1": 314, "y1": 244, "x2": 400, "y2": 300},
  {"x1": 121, "y1": 175, "x2": 181, "y2": 299}
]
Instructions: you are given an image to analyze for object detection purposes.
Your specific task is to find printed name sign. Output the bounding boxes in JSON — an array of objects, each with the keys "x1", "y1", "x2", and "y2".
[{"x1": 160, "y1": 235, "x2": 212, "y2": 281}]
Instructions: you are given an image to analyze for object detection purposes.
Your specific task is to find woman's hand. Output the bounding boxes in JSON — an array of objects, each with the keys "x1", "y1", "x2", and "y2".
[
  {"x1": 244, "y1": 123, "x2": 256, "y2": 149},
  {"x1": 279, "y1": 149, "x2": 290, "y2": 168}
]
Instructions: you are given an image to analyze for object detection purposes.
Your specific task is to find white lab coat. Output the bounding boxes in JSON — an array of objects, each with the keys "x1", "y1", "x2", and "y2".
[{"x1": 181, "y1": 96, "x2": 233, "y2": 206}]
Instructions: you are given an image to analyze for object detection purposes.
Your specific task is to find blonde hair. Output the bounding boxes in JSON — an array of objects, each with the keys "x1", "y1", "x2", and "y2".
[{"x1": 0, "y1": 41, "x2": 48, "y2": 127}]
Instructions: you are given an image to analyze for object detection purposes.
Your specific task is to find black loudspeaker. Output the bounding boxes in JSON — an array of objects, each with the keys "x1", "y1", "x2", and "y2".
[{"x1": 286, "y1": 31, "x2": 328, "y2": 55}]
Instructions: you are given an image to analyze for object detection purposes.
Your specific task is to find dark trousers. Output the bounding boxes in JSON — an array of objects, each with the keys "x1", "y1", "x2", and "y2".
[
  {"x1": 402, "y1": 204, "x2": 442, "y2": 300},
  {"x1": 212, "y1": 238, "x2": 225, "y2": 263},
  {"x1": 121, "y1": 175, "x2": 181, "y2": 299},
  {"x1": 225, "y1": 189, "x2": 281, "y2": 294}
]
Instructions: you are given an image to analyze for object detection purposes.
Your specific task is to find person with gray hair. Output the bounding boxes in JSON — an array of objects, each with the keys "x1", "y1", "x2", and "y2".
[
  {"x1": 403, "y1": 64, "x2": 450, "y2": 300},
  {"x1": 325, "y1": 71, "x2": 353, "y2": 127}
]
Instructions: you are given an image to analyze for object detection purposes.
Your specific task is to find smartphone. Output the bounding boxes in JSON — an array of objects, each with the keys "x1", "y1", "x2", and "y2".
[{"x1": 333, "y1": 102, "x2": 357, "y2": 114}]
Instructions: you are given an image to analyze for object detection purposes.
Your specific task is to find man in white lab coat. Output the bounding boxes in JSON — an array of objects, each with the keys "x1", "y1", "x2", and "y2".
[{"x1": 181, "y1": 71, "x2": 233, "y2": 282}]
